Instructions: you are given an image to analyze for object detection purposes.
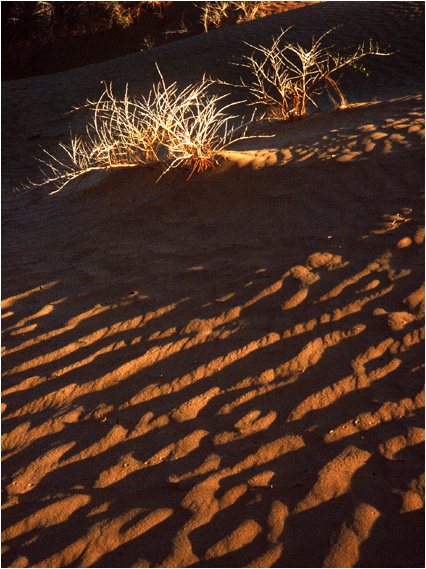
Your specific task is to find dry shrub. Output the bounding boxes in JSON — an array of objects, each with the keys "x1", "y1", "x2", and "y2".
[
  {"x1": 17, "y1": 69, "x2": 255, "y2": 194},
  {"x1": 233, "y1": 27, "x2": 391, "y2": 120}
]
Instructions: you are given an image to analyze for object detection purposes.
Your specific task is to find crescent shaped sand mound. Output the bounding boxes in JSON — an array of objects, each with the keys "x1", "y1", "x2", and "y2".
[{"x1": 2, "y1": 2, "x2": 424, "y2": 568}]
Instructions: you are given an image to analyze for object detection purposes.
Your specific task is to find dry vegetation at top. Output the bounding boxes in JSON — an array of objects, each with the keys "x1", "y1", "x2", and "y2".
[
  {"x1": 199, "y1": 1, "x2": 265, "y2": 32},
  {"x1": 5, "y1": 0, "x2": 267, "y2": 39},
  {"x1": 2, "y1": 1, "x2": 269, "y2": 79},
  {"x1": 4, "y1": 1, "x2": 169, "y2": 39},
  {"x1": 2, "y1": 1, "x2": 176, "y2": 78}
]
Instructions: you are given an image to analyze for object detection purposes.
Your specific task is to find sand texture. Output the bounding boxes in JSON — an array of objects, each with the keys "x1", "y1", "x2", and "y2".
[{"x1": 2, "y1": 2, "x2": 425, "y2": 567}]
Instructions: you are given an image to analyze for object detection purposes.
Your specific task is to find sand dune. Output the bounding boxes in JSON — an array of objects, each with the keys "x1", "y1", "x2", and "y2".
[{"x1": 2, "y1": 2, "x2": 424, "y2": 568}]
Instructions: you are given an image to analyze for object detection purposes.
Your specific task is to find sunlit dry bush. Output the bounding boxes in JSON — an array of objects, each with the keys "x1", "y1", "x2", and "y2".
[
  {"x1": 17, "y1": 70, "x2": 255, "y2": 194},
  {"x1": 232, "y1": 28, "x2": 390, "y2": 120}
]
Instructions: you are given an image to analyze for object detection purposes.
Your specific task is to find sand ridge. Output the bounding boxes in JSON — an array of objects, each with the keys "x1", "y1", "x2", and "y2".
[{"x1": 2, "y1": 2, "x2": 425, "y2": 568}]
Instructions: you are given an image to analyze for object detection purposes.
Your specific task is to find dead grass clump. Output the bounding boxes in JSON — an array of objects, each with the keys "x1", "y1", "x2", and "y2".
[
  {"x1": 233, "y1": 28, "x2": 391, "y2": 120},
  {"x1": 17, "y1": 70, "x2": 253, "y2": 194}
]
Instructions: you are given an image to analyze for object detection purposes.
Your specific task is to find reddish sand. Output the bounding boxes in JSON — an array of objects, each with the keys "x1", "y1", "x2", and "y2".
[{"x1": 2, "y1": 2, "x2": 424, "y2": 568}]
